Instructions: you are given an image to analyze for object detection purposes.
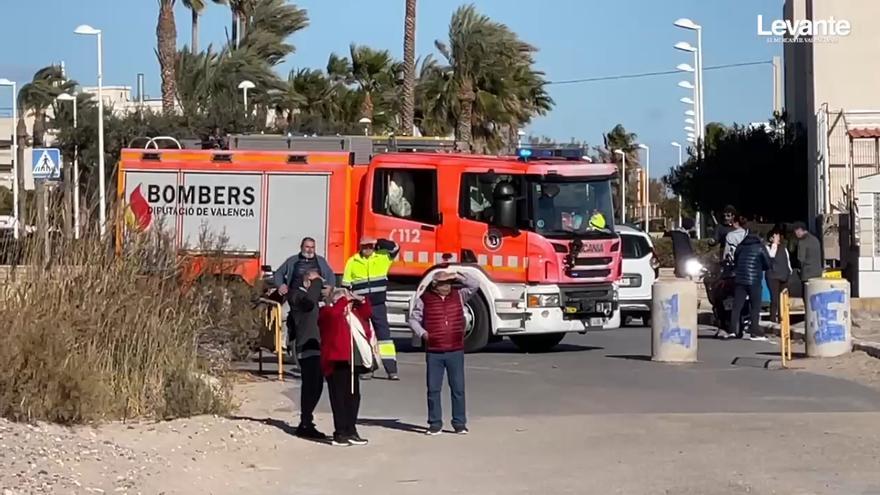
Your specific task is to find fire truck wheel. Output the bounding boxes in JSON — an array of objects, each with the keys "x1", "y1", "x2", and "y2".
[
  {"x1": 463, "y1": 295, "x2": 490, "y2": 353},
  {"x1": 510, "y1": 333, "x2": 566, "y2": 353}
]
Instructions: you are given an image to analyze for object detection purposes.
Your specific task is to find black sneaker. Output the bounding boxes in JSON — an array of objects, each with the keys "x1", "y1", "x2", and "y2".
[
  {"x1": 347, "y1": 434, "x2": 368, "y2": 446},
  {"x1": 453, "y1": 426, "x2": 469, "y2": 435},
  {"x1": 425, "y1": 426, "x2": 442, "y2": 436},
  {"x1": 295, "y1": 425, "x2": 328, "y2": 441},
  {"x1": 331, "y1": 434, "x2": 350, "y2": 446}
]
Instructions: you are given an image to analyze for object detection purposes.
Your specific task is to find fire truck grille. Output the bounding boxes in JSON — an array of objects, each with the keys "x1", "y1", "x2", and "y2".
[
  {"x1": 574, "y1": 257, "x2": 612, "y2": 267},
  {"x1": 567, "y1": 268, "x2": 611, "y2": 279}
]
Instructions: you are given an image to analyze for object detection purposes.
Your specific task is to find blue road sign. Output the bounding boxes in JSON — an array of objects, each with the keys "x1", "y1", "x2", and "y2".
[{"x1": 32, "y1": 148, "x2": 62, "y2": 180}]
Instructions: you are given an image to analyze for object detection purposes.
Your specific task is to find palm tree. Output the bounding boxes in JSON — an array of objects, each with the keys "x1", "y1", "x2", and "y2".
[
  {"x1": 228, "y1": 0, "x2": 257, "y2": 47},
  {"x1": 157, "y1": 0, "x2": 178, "y2": 113},
  {"x1": 601, "y1": 124, "x2": 639, "y2": 221},
  {"x1": 327, "y1": 44, "x2": 397, "y2": 124},
  {"x1": 18, "y1": 65, "x2": 77, "y2": 145},
  {"x1": 399, "y1": 0, "x2": 417, "y2": 135},
  {"x1": 182, "y1": 0, "x2": 227, "y2": 53},
  {"x1": 431, "y1": 4, "x2": 550, "y2": 151}
]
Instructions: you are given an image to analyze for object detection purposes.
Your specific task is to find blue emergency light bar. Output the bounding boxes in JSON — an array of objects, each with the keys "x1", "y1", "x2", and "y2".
[{"x1": 516, "y1": 147, "x2": 587, "y2": 161}]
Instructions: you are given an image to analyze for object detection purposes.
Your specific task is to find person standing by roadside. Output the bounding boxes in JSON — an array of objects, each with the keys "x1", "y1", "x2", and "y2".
[
  {"x1": 410, "y1": 270, "x2": 480, "y2": 436},
  {"x1": 723, "y1": 215, "x2": 748, "y2": 267},
  {"x1": 274, "y1": 237, "x2": 335, "y2": 296},
  {"x1": 712, "y1": 205, "x2": 737, "y2": 258},
  {"x1": 319, "y1": 288, "x2": 372, "y2": 446},
  {"x1": 726, "y1": 232, "x2": 771, "y2": 340},
  {"x1": 793, "y1": 222, "x2": 823, "y2": 297},
  {"x1": 342, "y1": 236, "x2": 400, "y2": 380},
  {"x1": 274, "y1": 237, "x2": 335, "y2": 352},
  {"x1": 290, "y1": 269, "x2": 330, "y2": 440},
  {"x1": 766, "y1": 229, "x2": 792, "y2": 324}
]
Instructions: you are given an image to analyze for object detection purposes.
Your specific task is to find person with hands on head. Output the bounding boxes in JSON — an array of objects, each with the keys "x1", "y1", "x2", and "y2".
[
  {"x1": 409, "y1": 269, "x2": 480, "y2": 436},
  {"x1": 318, "y1": 288, "x2": 373, "y2": 446}
]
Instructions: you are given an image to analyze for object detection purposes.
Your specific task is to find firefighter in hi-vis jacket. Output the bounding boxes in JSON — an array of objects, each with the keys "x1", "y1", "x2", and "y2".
[{"x1": 342, "y1": 236, "x2": 400, "y2": 380}]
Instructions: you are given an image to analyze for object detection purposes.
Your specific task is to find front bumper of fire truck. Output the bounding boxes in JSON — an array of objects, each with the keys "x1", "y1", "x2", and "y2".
[{"x1": 517, "y1": 283, "x2": 618, "y2": 333}]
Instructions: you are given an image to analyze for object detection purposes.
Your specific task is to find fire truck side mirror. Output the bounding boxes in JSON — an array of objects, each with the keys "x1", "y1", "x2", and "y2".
[{"x1": 492, "y1": 181, "x2": 517, "y2": 229}]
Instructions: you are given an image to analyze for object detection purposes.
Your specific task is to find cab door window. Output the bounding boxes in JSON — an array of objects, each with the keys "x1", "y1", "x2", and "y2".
[
  {"x1": 459, "y1": 173, "x2": 525, "y2": 224},
  {"x1": 372, "y1": 168, "x2": 439, "y2": 224}
]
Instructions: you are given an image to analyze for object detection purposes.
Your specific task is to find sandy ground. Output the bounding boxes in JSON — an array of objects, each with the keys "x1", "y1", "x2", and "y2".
[
  {"x1": 2, "y1": 359, "x2": 880, "y2": 495},
  {"x1": 4, "y1": 325, "x2": 880, "y2": 495}
]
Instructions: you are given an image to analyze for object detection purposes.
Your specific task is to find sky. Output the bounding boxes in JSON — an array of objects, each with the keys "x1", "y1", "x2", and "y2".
[{"x1": 0, "y1": 0, "x2": 784, "y2": 177}]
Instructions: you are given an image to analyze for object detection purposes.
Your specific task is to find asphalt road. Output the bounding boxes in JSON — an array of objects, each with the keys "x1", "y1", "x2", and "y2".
[
  {"x1": 333, "y1": 327, "x2": 880, "y2": 421},
  {"x1": 227, "y1": 327, "x2": 880, "y2": 495}
]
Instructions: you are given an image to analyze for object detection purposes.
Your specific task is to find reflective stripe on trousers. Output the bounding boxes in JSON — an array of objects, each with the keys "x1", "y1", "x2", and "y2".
[{"x1": 370, "y1": 303, "x2": 397, "y2": 375}]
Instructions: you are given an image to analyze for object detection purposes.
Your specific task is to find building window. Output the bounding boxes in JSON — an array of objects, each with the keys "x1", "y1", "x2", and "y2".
[{"x1": 372, "y1": 168, "x2": 439, "y2": 224}]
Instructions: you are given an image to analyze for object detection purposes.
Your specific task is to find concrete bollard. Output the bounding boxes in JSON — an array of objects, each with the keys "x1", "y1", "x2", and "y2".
[
  {"x1": 804, "y1": 278, "x2": 852, "y2": 357},
  {"x1": 651, "y1": 279, "x2": 698, "y2": 362}
]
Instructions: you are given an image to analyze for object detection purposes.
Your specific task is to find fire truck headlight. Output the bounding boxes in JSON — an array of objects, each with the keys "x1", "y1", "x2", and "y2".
[{"x1": 527, "y1": 294, "x2": 560, "y2": 308}]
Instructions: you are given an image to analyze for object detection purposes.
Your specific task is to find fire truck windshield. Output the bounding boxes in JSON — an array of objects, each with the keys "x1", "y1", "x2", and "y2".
[{"x1": 531, "y1": 179, "x2": 615, "y2": 237}]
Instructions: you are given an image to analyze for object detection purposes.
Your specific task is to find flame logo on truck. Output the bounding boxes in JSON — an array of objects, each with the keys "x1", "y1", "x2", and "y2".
[{"x1": 124, "y1": 184, "x2": 153, "y2": 232}]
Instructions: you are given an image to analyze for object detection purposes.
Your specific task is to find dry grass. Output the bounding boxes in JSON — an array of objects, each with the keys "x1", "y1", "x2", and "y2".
[{"x1": 0, "y1": 213, "x2": 262, "y2": 424}]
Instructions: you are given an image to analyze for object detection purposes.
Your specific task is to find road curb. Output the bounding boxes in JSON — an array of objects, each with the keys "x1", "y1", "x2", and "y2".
[{"x1": 759, "y1": 322, "x2": 880, "y2": 361}]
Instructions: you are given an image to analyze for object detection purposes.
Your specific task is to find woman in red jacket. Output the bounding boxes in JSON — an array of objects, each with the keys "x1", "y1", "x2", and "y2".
[{"x1": 318, "y1": 288, "x2": 373, "y2": 446}]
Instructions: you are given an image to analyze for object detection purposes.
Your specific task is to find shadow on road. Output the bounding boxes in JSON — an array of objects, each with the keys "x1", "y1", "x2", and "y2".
[
  {"x1": 394, "y1": 338, "x2": 603, "y2": 355},
  {"x1": 482, "y1": 342, "x2": 604, "y2": 355},
  {"x1": 228, "y1": 415, "x2": 331, "y2": 445},
  {"x1": 358, "y1": 418, "x2": 425, "y2": 434},
  {"x1": 757, "y1": 350, "x2": 808, "y2": 359},
  {"x1": 605, "y1": 354, "x2": 652, "y2": 362}
]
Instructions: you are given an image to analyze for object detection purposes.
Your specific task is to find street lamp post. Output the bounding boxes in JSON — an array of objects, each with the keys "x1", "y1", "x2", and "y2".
[
  {"x1": 56, "y1": 93, "x2": 80, "y2": 239},
  {"x1": 614, "y1": 149, "x2": 626, "y2": 224},
  {"x1": 0, "y1": 79, "x2": 19, "y2": 239},
  {"x1": 74, "y1": 24, "x2": 106, "y2": 238},
  {"x1": 675, "y1": 18, "x2": 704, "y2": 238},
  {"x1": 238, "y1": 80, "x2": 255, "y2": 114},
  {"x1": 671, "y1": 141, "x2": 683, "y2": 229},
  {"x1": 675, "y1": 18, "x2": 705, "y2": 146},
  {"x1": 637, "y1": 144, "x2": 650, "y2": 230}
]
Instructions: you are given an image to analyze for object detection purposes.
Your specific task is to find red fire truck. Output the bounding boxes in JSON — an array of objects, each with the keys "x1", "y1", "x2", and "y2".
[{"x1": 117, "y1": 137, "x2": 622, "y2": 352}]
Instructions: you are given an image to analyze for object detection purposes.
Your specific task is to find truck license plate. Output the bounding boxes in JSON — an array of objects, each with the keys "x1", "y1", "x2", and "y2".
[
  {"x1": 619, "y1": 278, "x2": 633, "y2": 287},
  {"x1": 589, "y1": 317, "x2": 604, "y2": 326}
]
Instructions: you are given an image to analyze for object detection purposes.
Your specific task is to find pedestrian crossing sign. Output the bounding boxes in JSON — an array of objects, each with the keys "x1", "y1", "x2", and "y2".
[{"x1": 32, "y1": 148, "x2": 62, "y2": 180}]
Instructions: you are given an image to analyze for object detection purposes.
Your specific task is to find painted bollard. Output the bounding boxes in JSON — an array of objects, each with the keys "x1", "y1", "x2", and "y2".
[
  {"x1": 651, "y1": 279, "x2": 698, "y2": 362},
  {"x1": 804, "y1": 279, "x2": 852, "y2": 358}
]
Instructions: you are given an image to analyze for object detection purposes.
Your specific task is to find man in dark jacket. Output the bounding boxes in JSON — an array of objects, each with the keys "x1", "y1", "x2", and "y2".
[
  {"x1": 410, "y1": 270, "x2": 480, "y2": 436},
  {"x1": 793, "y1": 222, "x2": 823, "y2": 296},
  {"x1": 274, "y1": 237, "x2": 335, "y2": 352},
  {"x1": 728, "y1": 233, "x2": 771, "y2": 339},
  {"x1": 274, "y1": 237, "x2": 335, "y2": 296},
  {"x1": 291, "y1": 269, "x2": 329, "y2": 440}
]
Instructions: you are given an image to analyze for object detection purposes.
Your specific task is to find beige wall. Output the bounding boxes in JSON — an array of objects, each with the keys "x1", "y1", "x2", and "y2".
[
  {"x1": 811, "y1": 0, "x2": 880, "y2": 113},
  {"x1": 784, "y1": 0, "x2": 880, "y2": 219}
]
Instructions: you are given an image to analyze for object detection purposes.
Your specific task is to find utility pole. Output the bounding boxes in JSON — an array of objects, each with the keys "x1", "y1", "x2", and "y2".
[
  {"x1": 772, "y1": 56, "x2": 783, "y2": 115},
  {"x1": 15, "y1": 116, "x2": 27, "y2": 238}
]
